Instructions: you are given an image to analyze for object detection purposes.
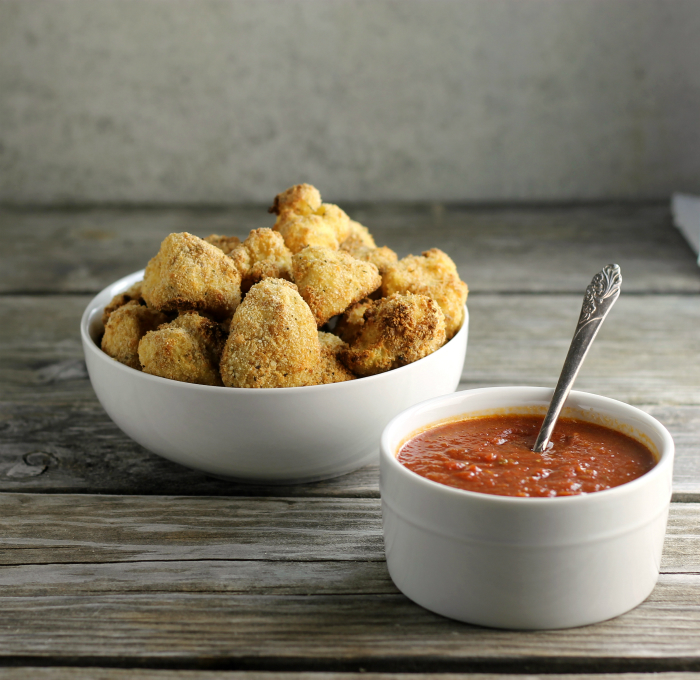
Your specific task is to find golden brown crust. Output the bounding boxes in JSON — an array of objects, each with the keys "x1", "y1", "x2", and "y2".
[
  {"x1": 141, "y1": 232, "x2": 242, "y2": 319},
  {"x1": 340, "y1": 241, "x2": 398, "y2": 276},
  {"x1": 313, "y1": 332, "x2": 356, "y2": 384},
  {"x1": 270, "y1": 184, "x2": 351, "y2": 254},
  {"x1": 334, "y1": 298, "x2": 373, "y2": 345},
  {"x1": 381, "y1": 248, "x2": 468, "y2": 340},
  {"x1": 138, "y1": 312, "x2": 225, "y2": 386},
  {"x1": 292, "y1": 247, "x2": 382, "y2": 327},
  {"x1": 315, "y1": 203, "x2": 351, "y2": 243},
  {"x1": 340, "y1": 220, "x2": 376, "y2": 249},
  {"x1": 169, "y1": 312, "x2": 226, "y2": 361},
  {"x1": 101, "y1": 301, "x2": 168, "y2": 370},
  {"x1": 203, "y1": 234, "x2": 241, "y2": 255},
  {"x1": 101, "y1": 281, "x2": 144, "y2": 326},
  {"x1": 276, "y1": 214, "x2": 340, "y2": 254},
  {"x1": 229, "y1": 228, "x2": 293, "y2": 292},
  {"x1": 338, "y1": 293, "x2": 446, "y2": 376},
  {"x1": 268, "y1": 183, "x2": 322, "y2": 218},
  {"x1": 220, "y1": 278, "x2": 320, "y2": 388}
]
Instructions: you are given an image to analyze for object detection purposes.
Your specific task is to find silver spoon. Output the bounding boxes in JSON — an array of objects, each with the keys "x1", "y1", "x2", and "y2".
[{"x1": 532, "y1": 264, "x2": 623, "y2": 453}]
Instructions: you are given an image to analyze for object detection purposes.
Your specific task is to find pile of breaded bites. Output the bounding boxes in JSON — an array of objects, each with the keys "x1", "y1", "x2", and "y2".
[{"x1": 100, "y1": 184, "x2": 468, "y2": 388}]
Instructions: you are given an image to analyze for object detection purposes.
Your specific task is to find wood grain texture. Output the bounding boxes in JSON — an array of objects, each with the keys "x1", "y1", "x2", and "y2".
[
  {"x1": 1, "y1": 295, "x2": 698, "y2": 497},
  {"x1": 1, "y1": 204, "x2": 698, "y2": 295},
  {"x1": 0, "y1": 576, "x2": 698, "y2": 670},
  {"x1": 0, "y1": 495, "x2": 696, "y2": 570}
]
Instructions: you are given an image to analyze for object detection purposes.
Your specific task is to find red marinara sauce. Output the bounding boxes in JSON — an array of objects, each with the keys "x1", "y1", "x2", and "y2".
[{"x1": 397, "y1": 414, "x2": 656, "y2": 497}]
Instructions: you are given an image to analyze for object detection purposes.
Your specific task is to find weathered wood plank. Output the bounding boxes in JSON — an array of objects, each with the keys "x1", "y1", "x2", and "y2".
[
  {"x1": 0, "y1": 548, "x2": 696, "y2": 600},
  {"x1": 0, "y1": 575, "x2": 698, "y2": 669},
  {"x1": 1, "y1": 294, "x2": 698, "y2": 497},
  {"x1": 461, "y1": 294, "x2": 700, "y2": 407},
  {"x1": 0, "y1": 495, "x2": 383, "y2": 564},
  {"x1": 0, "y1": 496, "x2": 696, "y2": 570},
  {"x1": 1, "y1": 204, "x2": 698, "y2": 295}
]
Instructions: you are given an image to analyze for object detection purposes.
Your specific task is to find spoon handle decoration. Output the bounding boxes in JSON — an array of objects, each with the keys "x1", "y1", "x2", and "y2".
[{"x1": 532, "y1": 264, "x2": 622, "y2": 453}]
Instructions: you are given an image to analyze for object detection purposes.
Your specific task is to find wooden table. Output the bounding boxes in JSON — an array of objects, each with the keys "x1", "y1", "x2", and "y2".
[{"x1": 1, "y1": 203, "x2": 699, "y2": 679}]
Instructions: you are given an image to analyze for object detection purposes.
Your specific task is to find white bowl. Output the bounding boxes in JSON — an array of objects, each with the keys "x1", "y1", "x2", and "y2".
[
  {"x1": 380, "y1": 386, "x2": 674, "y2": 629},
  {"x1": 81, "y1": 270, "x2": 469, "y2": 484}
]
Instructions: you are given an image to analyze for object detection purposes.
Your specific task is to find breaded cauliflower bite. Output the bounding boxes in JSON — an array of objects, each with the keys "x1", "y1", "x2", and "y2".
[
  {"x1": 339, "y1": 220, "x2": 396, "y2": 275},
  {"x1": 341, "y1": 242, "x2": 398, "y2": 276},
  {"x1": 315, "y1": 332, "x2": 356, "y2": 384},
  {"x1": 203, "y1": 234, "x2": 241, "y2": 256},
  {"x1": 101, "y1": 281, "x2": 144, "y2": 326},
  {"x1": 334, "y1": 298, "x2": 373, "y2": 345},
  {"x1": 101, "y1": 300, "x2": 168, "y2": 370},
  {"x1": 220, "y1": 278, "x2": 320, "y2": 388},
  {"x1": 382, "y1": 248, "x2": 468, "y2": 340},
  {"x1": 338, "y1": 294, "x2": 446, "y2": 376},
  {"x1": 275, "y1": 215, "x2": 340, "y2": 254},
  {"x1": 142, "y1": 232, "x2": 242, "y2": 319},
  {"x1": 269, "y1": 183, "x2": 322, "y2": 220},
  {"x1": 340, "y1": 220, "x2": 376, "y2": 249},
  {"x1": 269, "y1": 184, "x2": 351, "y2": 254},
  {"x1": 292, "y1": 246, "x2": 382, "y2": 327},
  {"x1": 229, "y1": 228, "x2": 293, "y2": 292},
  {"x1": 138, "y1": 312, "x2": 225, "y2": 386}
]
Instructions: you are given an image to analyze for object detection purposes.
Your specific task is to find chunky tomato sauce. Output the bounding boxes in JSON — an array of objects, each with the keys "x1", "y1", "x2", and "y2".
[{"x1": 398, "y1": 414, "x2": 656, "y2": 497}]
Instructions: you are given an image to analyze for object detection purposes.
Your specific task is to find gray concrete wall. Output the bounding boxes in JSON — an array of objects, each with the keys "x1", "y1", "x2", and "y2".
[{"x1": 1, "y1": 0, "x2": 699, "y2": 204}]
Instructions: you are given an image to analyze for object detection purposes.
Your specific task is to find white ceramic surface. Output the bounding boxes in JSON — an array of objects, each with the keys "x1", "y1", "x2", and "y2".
[
  {"x1": 380, "y1": 386, "x2": 674, "y2": 630},
  {"x1": 81, "y1": 270, "x2": 469, "y2": 483}
]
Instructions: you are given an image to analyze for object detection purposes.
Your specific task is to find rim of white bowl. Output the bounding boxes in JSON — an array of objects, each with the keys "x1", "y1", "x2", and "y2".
[
  {"x1": 81, "y1": 269, "x2": 469, "y2": 395},
  {"x1": 380, "y1": 386, "x2": 675, "y2": 506}
]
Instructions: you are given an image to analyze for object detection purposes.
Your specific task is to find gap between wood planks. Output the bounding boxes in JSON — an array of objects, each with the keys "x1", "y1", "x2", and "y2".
[{"x1": 0, "y1": 655, "x2": 699, "y2": 674}]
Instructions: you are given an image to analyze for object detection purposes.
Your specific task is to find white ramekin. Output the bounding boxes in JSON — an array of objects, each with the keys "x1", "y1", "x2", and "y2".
[{"x1": 380, "y1": 386, "x2": 674, "y2": 629}]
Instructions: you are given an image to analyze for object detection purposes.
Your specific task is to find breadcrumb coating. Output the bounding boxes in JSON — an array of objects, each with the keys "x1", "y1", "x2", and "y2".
[
  {"x1": 341, "y1": 241, "x2": 398, "y2": 275},
  {"x1": 101, "y1": 281, "x2": 144, "y2": 326},
  {"x1": 334, "y1": 298, "x2": 373, "y2": 345},
  {"x1": 229, "y1": 228, "x2": 293, "y2": 292},
  {"x1": 275, "y1": 214, "x2": 340, "y2": 254},
  {"x1": 220, "y1": 278, "x2": 320, "y2": 388},
  {"x1": 268, "y1": 183, "x2": 322, "y2": 220},
  {"x1": 339, "y1": 294, "x2": 446, "y2": 376},
  {"x1": 341, "y1": 220, "x2": 376, "y2": 249},
  {"x1": 315, "y1": 203, "x2": 351, "y2": 243},
  {"x1": 203, "y1": 234, "x2": 241, "y2": 255},
  {"x1": 170, "y1": 312, "x2": 226, "y2": 355},
  {"x1": 314, "y1": 332, "x2": 356, "y2": 384},
  {"x1": 142, "y1": 232, "x2": 242, "y2": 319},
  {"x1": 101, "y1": 300, "x2": 168, "y2": 370},
  {"x1": 292, "y1": 246, "x2": 382, "y2": 327},
  {"x1": 382, "y1": 248, "x2": 468, "y2": 340},
  {"x1": 270, "y1": 184, "x2": 351, "y2": 254},
  {"x1": 138, "y1": 312, "x2": 225, "y2": 386}
]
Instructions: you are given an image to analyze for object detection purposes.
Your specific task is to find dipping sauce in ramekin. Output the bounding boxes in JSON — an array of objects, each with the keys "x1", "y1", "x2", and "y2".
[{"x1": 397, "y1": 414, "x2": 656, "y2": 498}]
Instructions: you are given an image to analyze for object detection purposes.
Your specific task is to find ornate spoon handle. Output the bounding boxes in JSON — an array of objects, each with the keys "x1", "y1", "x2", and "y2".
[{"x1": 532, "y1": 264, "x2": 622, "y2": 453}]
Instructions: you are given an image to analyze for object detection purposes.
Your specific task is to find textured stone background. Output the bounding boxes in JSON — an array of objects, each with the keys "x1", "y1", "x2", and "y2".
[{"x1": 1, "y1": 0, "x2": 699, "y2": 204}]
